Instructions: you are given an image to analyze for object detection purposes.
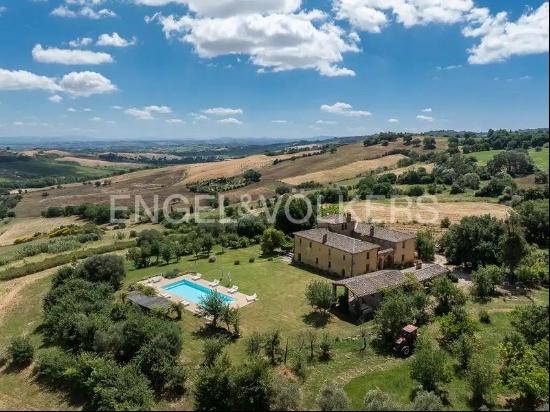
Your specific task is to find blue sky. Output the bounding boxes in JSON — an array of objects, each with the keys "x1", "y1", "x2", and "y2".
[{"x1": 0, "y1": 0, "x2": 548, "y2": 140}]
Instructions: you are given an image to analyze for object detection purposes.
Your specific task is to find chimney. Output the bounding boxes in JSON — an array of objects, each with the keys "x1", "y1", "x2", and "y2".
[
  {"x1": 370, "y1": 225, "x2": 375, "y2": 237},
  {"x1": 322, "y1": 234, "x2": 328, "y2": 244},
  {"x1": 416, "y1": 260, "x2": 423, "y2": 270}
]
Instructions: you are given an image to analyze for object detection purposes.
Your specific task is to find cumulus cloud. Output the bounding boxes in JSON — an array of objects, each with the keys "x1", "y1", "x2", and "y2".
[
  {"x1": 218, "y1": 118, "x2": 242, "y2": 125},
  {"x1": 321, "y1": 102, "x2": 372, "y2": 117},
  {"x1": 0, "y1": 68, "x2": 61, "y2": 92},
  {"x1": 125, "y1": 105, "x2": 172, "y2": 120},
  {"x1": 137, "y1": 0, "x2": 300, "y2": 18},
  {"x1": 32, "y1": 44, "x2": 114, "y2": 65},
  {"x1": 166, "y1": 118, "x2": 185, "y2": 124},
  {"x1": 272, "y1": 119, "x2": 288, "y2": 124},
  {"x1": 316, "y1": 120, "x2": 337, "y2": 125},
  {"x1": 49, "y1": 94, "x2": 63, "y2": 103},
  {"x1": 334, "y1": 0, "x2": 477, "y2": 31},
  {"x1": 149, "y1": 10, "x2": 359, "y2": 77},
  {"x1": 463, "y1": 2, "x2": 549, "y2": 64},
  {"x1": 0, "y1": 68, "x2": 115, "y2": 97},
  {"x1": 59, "y1": 71, "x2": 117, "y2": 97},
  {"x1": 68, "y1": 37, "x2": 94, "y2": 48},
  {"x1": 421, "y1": 107, "x2": 432, "y2": 112},
  {"x1": 0, "y1": 6, "x2": 7, "y2": 16},
  {"x1": 436, "y1": 64, "x2": 462, "y2": 70},
  {"x1": 97, "y1": 33, "x2": 137, "y2": 47},
  {"x1": 51, "y1": 4, "x2": 116, "y2": 19},
  {"x1": 203, "y1": 107, "x2": 243, "y2": 116},
  {"x1": 388, "y1": 118, "x2": 399, "y2": 123},
  {"x1": 417, "y1": 114, "x2": 434, "y2": 121}
]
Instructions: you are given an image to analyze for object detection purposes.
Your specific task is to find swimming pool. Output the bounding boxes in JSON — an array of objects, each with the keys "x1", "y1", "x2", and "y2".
[{"x1": 162, "y1": 279, "x2": 236, "y2": 304}]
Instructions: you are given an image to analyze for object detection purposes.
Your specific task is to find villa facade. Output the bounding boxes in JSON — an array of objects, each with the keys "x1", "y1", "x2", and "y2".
[{"x1": 293, "y1": 214, "x2": 416, "y2": 278}]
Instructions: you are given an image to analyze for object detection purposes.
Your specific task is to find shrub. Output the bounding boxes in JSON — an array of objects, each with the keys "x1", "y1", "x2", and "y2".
[
  {"x1": 234, "y1": 259, "x2": 240, "y2": 265},
  {"x1": 410, "y1": 337, "x2": 452, "y2": 391},
  {"x1": 412, "y1": 391, "x2": 443, "y2": 411},
  {"x1": 8, "y1": 336, "x2": 34, "y2": 367},
  {"x1": 317, "y1": 382, "x2": 349, "y2": 411},
  {"x1": 440, "y1": 217, "x2": 451, "y2": 229},
  {"x1": 271, "y1": 377, "x2": 303, "y2": 411},
  {"x1": 363, "y1": 389, "x2": 398, "y2": 411},
  {"x1": 34, "y1": 348, "x2": 76, "y2": 386},
  {"x1": 249, "y1": 257, "x2": 255, "y2": 263},
  {"x1": 479, "y1": 310, "x2": 491, "y2": 324},
  {"x1": 407, "y1": 185, "x2": 425, "y2": 197}
]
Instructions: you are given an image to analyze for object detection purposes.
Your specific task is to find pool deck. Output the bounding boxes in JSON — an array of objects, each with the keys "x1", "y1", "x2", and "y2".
[{"x1": 139, "y1": 273, "x2": 255, "y2": 314}]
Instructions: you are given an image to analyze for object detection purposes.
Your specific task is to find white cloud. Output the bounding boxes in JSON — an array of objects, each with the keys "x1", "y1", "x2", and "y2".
[
  {"x1": 203, "y1": 107, "x2": 243, "y2": 116},
  {"x1": 0, "y1": 68, "x2": 61, "y2": 92},
  {"x1": 166, "y1": 118, "x2": 185, "y2": 124},
  {"x1": 97, "y1": 33, "x2": 137, "y2": 47},
  {"x1": 90, "y1": 116, "x2": 102, "y2": 121},
  {"x1": 124, "y1": 105, "x2": 172, "y2": 120},
  {"x1": 272, "y1": 119, "x2": 288, "y2": 124},
  {"x1": 137, "y1": 0, "x2": 300, "y2": 17},
  {"x1": 49, "y1": 94, "x2": 63, "y2": 103},
  {"x1": 67, "y1": 108, "x2": 77, "y2": 112},
  {"x1": 51, "y1": 5, "x2": 116, "y2": 19},
  {"x1": 334, "y1": 0, "x2": 477, "y2": 31},
  {"x1": 417, "y1": 114, "x2": 434, "y2": 122},
  {"x1": 69, "y1": 37, "x2": 93, "y2": 48},
  {"x1": 32, "y1": 45, "x2": 114, "y2": 65},
  {"x1": 0, "y1": 6, "x2": 7, "y2": 16},
  {"x1": 218, "y1": 117, "x2": 242, "y2": 125},
  {"x1": 333, "y1": 0, "x2": 388, "y2": 33},
  {"x1": 150, "y1": 10, "x2": 359, "y2": 77},
  {"x1": 59, "y1": 71, "x2": 117, "y2": 97},
  {"x1": 191, "y1": 113, "x2": 209, "y2": 121},
  {"x1": 463, "y1": 2, "x2": 549, "y2": 64},
  {"x1": 388, "y1": 118, "x2": 399, "y2": 123},
  {"x1": 316, "y1": 120, "x2": 337, "y2": 125},
  {"x1": 421, "y1": 107, "x2": 432, "y2": 112},
  {"x1": 320, "y1": 102, "x2": 372, "y2": 117},
  {"x1": 83, "y1": 108, "x2": 93, "y2": 112},
  {"x1": 111, "y1": 105, "x2": 124, "y2": 110}
]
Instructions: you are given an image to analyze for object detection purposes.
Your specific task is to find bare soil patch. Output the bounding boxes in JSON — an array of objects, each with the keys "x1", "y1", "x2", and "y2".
[{"x1": 57, "y1": 156, "x2": 143, "y2": 169}]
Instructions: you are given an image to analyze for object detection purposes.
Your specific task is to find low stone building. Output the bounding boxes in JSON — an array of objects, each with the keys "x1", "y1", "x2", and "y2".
[
  {"x1": 332, "y1": 263, "x2": 449, "y2": 319},
  {"x1": 293, "y1": 214, "x2": 416, "y2": 278}
]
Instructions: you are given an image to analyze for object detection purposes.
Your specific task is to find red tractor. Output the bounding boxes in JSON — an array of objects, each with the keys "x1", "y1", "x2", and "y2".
[{"x1": 393, "y1": 325, "x2": 418, "y2": 357}]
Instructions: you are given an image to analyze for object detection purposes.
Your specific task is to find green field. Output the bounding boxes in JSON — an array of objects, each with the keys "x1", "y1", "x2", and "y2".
[
  {"x1": 1, "y1": 243, "x2": 548, "y2": 410},
  {"x1": 529, "y1": 148, "x2": 549, "y2": 172},
  {"x1": 0, "y1": 156, "x2": 132, "y2": 188},
  {"x1": 468, "y1": 150, "x2": 504, "y2": 165}
]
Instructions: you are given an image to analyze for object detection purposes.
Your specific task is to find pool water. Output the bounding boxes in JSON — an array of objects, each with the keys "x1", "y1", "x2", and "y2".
[{"x1": 163, "y1": 279, "x2": 236, "y2": 304}]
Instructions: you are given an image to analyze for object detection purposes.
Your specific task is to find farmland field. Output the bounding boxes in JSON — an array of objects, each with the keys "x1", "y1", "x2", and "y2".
[
  {"x1": 529, "y1": 147, "x2": 549, "y2": 171},
  {"x1": 468, "y1": 150, "x2": 504, "y2": 165}
]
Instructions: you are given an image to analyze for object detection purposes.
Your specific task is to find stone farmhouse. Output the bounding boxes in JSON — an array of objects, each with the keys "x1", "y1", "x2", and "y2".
[{"x1": 293, "y1": 213, "x2": 416, "y2": 278}]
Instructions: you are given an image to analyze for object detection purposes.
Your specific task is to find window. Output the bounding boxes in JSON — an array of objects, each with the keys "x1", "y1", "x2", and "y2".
[
  {"x1": 328, "y1": 261, "x2": 332, "y2": 268},
  {"x1": 402, "y1": 241, "x2": 406, "y2": 248},
  {"x1": 402, "y1": 254, "x2": 405, "y2": 262},
  {"x1": 342, "y1": 269, "x2": 346, "y2": 277},
  {"x1": 299, "y1": 238, "x2": 302, "y2": 245},
  {"x1": 298, "y1": 253, "x2": 302, "y2": 261},
  {"x1": 309, "y1": 242, "x2": 312, "y2": 248},
  {"x1": 316, "y1": 257, "x2": 319, "y2": 264},
  {"x1": 366, "y1": 264, "x2": 370, "y2": 272},
  {"x1": 343, "y1": 255, "x2": 346, "y2": 261},
  {"x1": 367, "y1": 252, "x2": 370, "y2": 259}
]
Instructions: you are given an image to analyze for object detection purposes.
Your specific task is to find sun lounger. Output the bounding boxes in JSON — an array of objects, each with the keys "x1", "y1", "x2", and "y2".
[
  {"x1": 209, "y1": 279, "x2": 220, "y2": 288},
  {"x1": 227, "y1": 285, "x2": 239, "y2": 294},
  {"x1": 246, "y1": 293, "x2": 257, "y2": 302},
  {"x1": 191, "y1": 273, "x2": 202, "y2": 281}
]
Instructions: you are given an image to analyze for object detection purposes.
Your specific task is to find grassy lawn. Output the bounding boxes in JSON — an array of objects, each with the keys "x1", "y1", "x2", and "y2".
[
  {"x1": 1, "y1": 243, "x2": 548, "y2": 411},
  {"x1": 529, "y1": 148, "x2": 549, "y2": 172},
  {"x1": 344, "y1": 288, "x2": 549, "y2": 411},
  {"x1": 468, "y1": 150, "x2": 504, "y2": 165},
  {"x1": 125, "y1": 245, "x2": 359, "y2": 364}
]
